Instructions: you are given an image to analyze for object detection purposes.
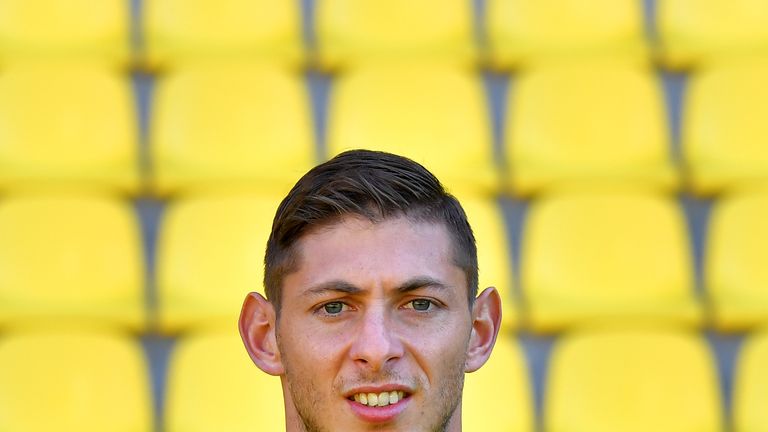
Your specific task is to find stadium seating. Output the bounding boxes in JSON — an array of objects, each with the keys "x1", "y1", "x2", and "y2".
[
  {"x1": 0, "y1": 194, "x2": 145, "y2": 330},
  {"x1": 463, "y1": 335, "x2": 533, "y2": 432},
  {"x1": 316, "y1": 0, "x2": 476, "y2": 70},
  {"x1": 707, "y1": 192, "x2": 768, "y2": 331},
  {"x1": 733, "y1": 330, "x2": 768, "y2": 432},
  {"x1": 149, "y1": 63, "x2": 315, "y2": 197},
  {"x1": 521, "y1": 191, "x2": 700, "y2": 333},
  {"x1": 456, "y1": 196, "x2": 517, "y2": 329},
  {"x1": 156, "y1": 194, "x2": 279, "y2": 334},
  {"x1": 0, "y1": 63, "x2": 139, "y2": 193},
  {"x1": 505, "y1": 62, "x2": 677, "y2": 196},
  {"x1": 142, "y1": 0, "x2": 302, "y2": 70},
  {"x1": 0, "y1": 0, "x2": 130, "y2": 66},
  {"x1": 658, "y1": 0, "x2": 768, "y2": 69},
  {"x1": 683, "y1": 60, "x2": 768, "y2": 195},
  {"x1": 545, "y1": 328, "x2": 723, "y2": 432},
  {"x1": 0, "y1": 330, "x2": 153, "y2": 432},
  {"x1": 327, "y1": 64, "x2": 498, "y2": 196},
  {"x1": 165, "y1": 330, "x2": 285, "y2": 432},
  {"x1": 486, "y1": 0, "x2": 649, "y2": 69}
]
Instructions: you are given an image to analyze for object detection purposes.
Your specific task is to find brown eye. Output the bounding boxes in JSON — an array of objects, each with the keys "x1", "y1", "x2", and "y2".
[{"x1": 411, "y1": 299, "x2": 432, "y2": 311}]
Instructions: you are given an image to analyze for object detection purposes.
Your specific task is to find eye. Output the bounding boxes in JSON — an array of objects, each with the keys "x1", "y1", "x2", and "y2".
[
  {"x1": 322, "y1": 301, "x2": 345, "y2": 315},
  {"x1": 406, "y1": 299, "x2": 433, "y2": 311}
]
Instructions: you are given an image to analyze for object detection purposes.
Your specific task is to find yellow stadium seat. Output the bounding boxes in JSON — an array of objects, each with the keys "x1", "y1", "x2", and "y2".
[
  {"x1": 316, "y1": 0, "x2": 476, "y2": 70},
  {"x1": 327, "y1": 64, "x2": 498, "y2": 196},
  {"x1": 0, "y1": 63, "x2": 139, "y2": 194},
  {"x1": 521, "y1": 191, "x2": 700, "y2": 333},
  {"x1": 707, "y1": 193, "x2": 768, "y2": 331},
  {"x1": 156, "y1": 194, "x2": 279, "y2": 333},
  {"x1": 463, "y1": 336, "x2": 533, "y2": 432},
  {"x1": 150, "y1": 64, "x2": 315, "y2": 197},
  {"x1": 165, "y1": 330, "x2": 285, "y2": 432},
  {"x1": 734, "y1": 330, "x2": 768, "y2": 432},
  {"x1": 487, "y1": 0, "x2": 649, "y2": 69},
  {"x1": 545, "y1": 328, "x2": 722, "y2": 432},
  {"x1": 683, "y1": 61, "x2": 768, "y2": 195},
  {"x1": 0, "y1": 330, "x2": 153, "y2": 432},
  {"x1": 658, "y1": 0, "x2": 768, "y2": 70},
  {"x1": 0, "y1": 0, "x2": 129, "y2": 65},
  {"x1": 456, "y1": 196, "x2": 517, "y2": 329},
  {"x1": 505, "y1": 63, "x2": 677, "y2": 196},
  {"x1": 143, "y1": 0, "x2": 302, "y2": 70},
  {"x1": 0, "y1": 194, "x2": 145, "y2": 330}
]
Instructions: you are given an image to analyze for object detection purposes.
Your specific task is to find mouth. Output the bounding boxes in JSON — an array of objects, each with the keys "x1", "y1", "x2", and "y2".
[{"x1": 348, "y1": 390, "x2": 409, "y2": 408}]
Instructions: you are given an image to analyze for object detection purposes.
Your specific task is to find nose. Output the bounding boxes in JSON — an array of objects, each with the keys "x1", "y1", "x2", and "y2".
[{"x1": 349, "y1": 304, "x2": 404, "y2": 370}]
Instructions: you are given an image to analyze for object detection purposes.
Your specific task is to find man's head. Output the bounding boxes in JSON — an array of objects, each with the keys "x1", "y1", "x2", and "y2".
[{"x1": 240, "y1": 150, "x2": 502, "y2": 432}]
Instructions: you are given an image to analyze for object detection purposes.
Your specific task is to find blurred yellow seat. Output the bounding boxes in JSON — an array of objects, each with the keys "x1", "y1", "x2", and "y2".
[
  {"x1": 521, "y1": 191, "x2": 700, "y2": 333},
  {"x1": 707, "y1": 193, "x2": 768, "y2": 331},
  {"x1": 505, "y1": 63, "x2": 677, "y2": 196},
  {"x1": 456, "y1": 196, "x2": 517, "y2": 329},
  {"x1": 487, "y1": 0, "x2": 649, "y2": 69},
  {"x1": 545, "y1": 328, "x2": 722, "y2": 432},
  {"x1": 734, "y1": 330, "x2": 768, "y2": 432},
  {"x1": 150, "y1": 64, "x2": 315, "y2": 197},
  {"x1": 156, "y1": 194, "x2": 279, "y2": 334},
  {"x1": 0, "y1": 194, "x2": 145, "y2": 330},
  {"x1": 683, "y1": 61, "x2": 768, "y2": 195},
  {"x1": 143, "y1": 0, "x2": 302, "y2": 70},
  {"x1": 316, "y1": 0, "x2": 475, "y2": 70},
  {"x1": 0, "y1": 0, "x2": 129, "y2": 65},
  {"x1": 658, "y1": 0, "x2": 768, "y2": 69},
  {"x1": 327, "y1": 64, "x2": 498, "y2": 196},
  {"x1": 463, "y1": 336, "x2": 533, "y2": 432},
  {"x1": 0, "y1": 63, "x2": 139, "y2": 194},
  {"x1": 165, "y1": 330, "x2": 285, "y2": 432},
  {"x1": 0, "y1": 330, "x2": 153, "y2": 432}
]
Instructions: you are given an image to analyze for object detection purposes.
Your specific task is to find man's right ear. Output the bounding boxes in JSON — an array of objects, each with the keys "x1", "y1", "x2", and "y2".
[{"x1": 239, "y1": 292, "x2": 285, "y2": 376}]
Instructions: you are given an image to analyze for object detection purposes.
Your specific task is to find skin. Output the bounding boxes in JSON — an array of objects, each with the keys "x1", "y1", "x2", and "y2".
[{"x1": 240, "y1": 215, "x2": 502, "y2": 432}]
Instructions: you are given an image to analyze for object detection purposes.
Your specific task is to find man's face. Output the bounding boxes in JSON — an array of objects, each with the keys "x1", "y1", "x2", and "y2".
[{"x1": 275, "y1": 215, "x2": 473, "y2": 432}]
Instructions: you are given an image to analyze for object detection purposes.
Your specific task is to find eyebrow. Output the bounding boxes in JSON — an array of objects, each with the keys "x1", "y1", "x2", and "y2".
[{"x1": 302, "y1": 276, "x2": 449, "y2": 298}]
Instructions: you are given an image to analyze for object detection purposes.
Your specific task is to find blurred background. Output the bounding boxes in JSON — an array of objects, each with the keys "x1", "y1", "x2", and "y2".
[{"x1": 0, "y1": 0, "x2": 767, "y2": 431}]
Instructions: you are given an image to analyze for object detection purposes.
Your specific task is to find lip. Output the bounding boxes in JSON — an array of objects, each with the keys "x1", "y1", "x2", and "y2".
[{"x1": 346, "y1": 393, "x2": 410, "y2": 423}]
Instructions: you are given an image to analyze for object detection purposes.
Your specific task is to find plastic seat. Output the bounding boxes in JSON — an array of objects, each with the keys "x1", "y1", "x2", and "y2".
[
  {"x1": 521, "y1": 191, "x2": 700, "y2": 333},
  {"x1": 165, "y1": 330, "x2": 285, "y2": 432},
  {"x1": 0, "y1": 194, "x2": 145, "y2": 330},
  {"x1": 156, "y1": 194, "x2": 279, "y2": 333},
  {"x1": 707, "y1": 193, "x2": 768, "y2": 331},
  {"x1": 0, "y1": 63, "x2": 139, "y2": 194},
  {"x1": 150, "y1": 64, "x2": 315, "y2": 197},
  {"x1": 142, "y1": 0, "x2": 302, "y2": 70},
  {"x1": 457, "y1": 196, "x2": 517, "y2": 329},
  {"x1": 683, "y1": 61, "x2": 768, "y2": 195},
  {"x1": 0, "y1": 0, "x2": 129, "y2": 65},
  {"x1": 487, "y1": 0, "x2": 648, "y2": 69},
  {"x1": 505, "y1": 63, "x2": 677, "y2": 196},
  {"x1": 545, "y1": 328, "x2": 722, "y2": 432},
  {"x1": 658, "y1": 0, "x2": 768, "y2": 70},
  {"x1": 316, "y1": 0, "x2": 475, "y2": 70},
  {"x1": 463, "y1": 336, "x2": 533, "y2": 432},
  {"x1": 327, "y1": 64, "x2": 498, "y2": 196},
  {"x1": 0, "y1": 330, "x2": 153, "y2": 432},
  {"x1": 734, "y1": 330, "x2": 768, "y2": 432}
]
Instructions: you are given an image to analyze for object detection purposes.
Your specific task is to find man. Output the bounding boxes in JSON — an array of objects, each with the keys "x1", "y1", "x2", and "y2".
[{"x1": 239, "y1": 149, "x2": 502, "y2": 432}]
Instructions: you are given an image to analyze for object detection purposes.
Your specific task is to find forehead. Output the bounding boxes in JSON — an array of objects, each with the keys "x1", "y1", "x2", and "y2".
[{"x1": 283, "y1": 215, "x2": 465, "y2": 297}]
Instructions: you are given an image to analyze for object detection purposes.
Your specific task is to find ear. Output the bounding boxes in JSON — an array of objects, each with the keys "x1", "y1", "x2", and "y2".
[
  {"x1": 464, "y1": 286, "x2": 502, "y2": 373},
  {"x1": 239, "y1": 291, "x2": 285, "y2": 376}
]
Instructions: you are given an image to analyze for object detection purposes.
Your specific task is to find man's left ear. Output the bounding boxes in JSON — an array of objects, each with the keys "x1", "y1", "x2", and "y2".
[{"x1": 464, "y1": 286, "x2": 502, "y2": 372}]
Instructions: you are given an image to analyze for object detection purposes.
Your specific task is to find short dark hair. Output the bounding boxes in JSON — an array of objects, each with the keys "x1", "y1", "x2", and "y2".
[{"x1": 264, "y1": 149, "x2": 478, "y2": 313}]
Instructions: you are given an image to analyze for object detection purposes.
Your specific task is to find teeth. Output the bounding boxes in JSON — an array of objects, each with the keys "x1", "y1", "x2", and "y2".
[{"x1": 352, "y1": 391, "x2": 406, "y2": 407}]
